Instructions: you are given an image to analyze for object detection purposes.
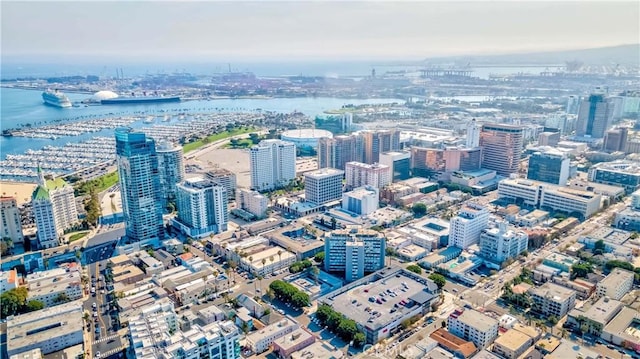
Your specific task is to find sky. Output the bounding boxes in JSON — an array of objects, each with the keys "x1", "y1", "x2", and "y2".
[{"x1": 2, "y1": 1, "x2": 639, "y2": 62}]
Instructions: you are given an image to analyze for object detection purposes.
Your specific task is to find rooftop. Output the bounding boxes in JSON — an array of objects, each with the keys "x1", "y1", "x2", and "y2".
[
  {"x1": 570, "y1": 297, "x2": 623, "y2": 325},
  {"x1": 321, "y1": 270, "x2": 436, "y2": 331},
  {"x1": 246, "y1": 317, "x2": 298, "y2": 343},
  {"x1": 290, "y1": 341, "x2": 343, "y2": 359},
  {"x1": 429, "y1": 328, "x2": 477, "y2": 358},
  {"x1": 304, "y1": 168, "x2": 344, "y2": 179},
  {"x1": 494, "y1": 329, "x2": 533, "y2": 351},
  {"x1": 7, "y1": 301, "x2": 83, "y2": 354},
  {"x1": 273, "y1": 328, "x2": 314, "y2": 350},
  {"x1": 528, "y1": 282, "x2": 576, "y2": 302},
  {"x1": 451, "y1": 309, "x2": 499, "y2": 333},
  {"x1": 599, "y1": 268, "x2": 635, "y2": 289}
]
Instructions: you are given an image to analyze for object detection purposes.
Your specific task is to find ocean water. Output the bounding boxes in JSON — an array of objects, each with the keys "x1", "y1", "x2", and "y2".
[{"x1": 0, "y1": 87, "x2": 403, "y2": 158}]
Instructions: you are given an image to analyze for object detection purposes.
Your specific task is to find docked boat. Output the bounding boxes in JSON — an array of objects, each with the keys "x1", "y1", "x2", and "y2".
[{"x1": 42, "y1": 90, "x2": 72, "y2": 108}]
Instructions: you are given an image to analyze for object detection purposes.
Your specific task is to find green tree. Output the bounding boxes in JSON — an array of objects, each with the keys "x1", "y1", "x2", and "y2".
[
  {"x1": 604, "y1": 260, "x2": 634, "y2": 272},
  {"x1": 411, "y1": 203, "x2": 427, "y2": 217},
  {"x1": 314, "y1": 251, "x2": 325, "y2": 263},
  {"x1": 25, "y1": 300, "x2": 44, "y2": 312},
  {"x1": 54, "y1": 293, "x2": 71, "y2": 303},
  {"x1": 571, "y1": 262, "x2": 593, "y2": 279},
  {"x1": 0, "y1": 287, "x2": 29, "y2": 318},
  {"x1": 428, "y1": 273, "x2": 447, "y2": 289},
  {"x1": 353, "y1": 332, "x2": 366, "y2": 347},
  {"x1": 406, "y1": 264, "x2": 422, "y2": 274}
]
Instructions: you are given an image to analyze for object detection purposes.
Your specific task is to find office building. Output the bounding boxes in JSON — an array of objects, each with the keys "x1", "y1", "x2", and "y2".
[
  {"x1": 576, "y1": 94, "x2": 614, "y2": 139},
  {"x1": 447, "y1": 309, "x2": 499, "y2": 348},
  {"x1": 450, "y1": 203, "x2": 490, "y2": 249},
  {"x1": 537, "y1": 131, "x2": 560, "y2": 147},
  {"x1": 0, "y1": 197, "x2": 23, "y2": 243},
  {"x1": 498, "y1": 178, "x2": 602, "y2": 219},
  {"x1": 480, "y1": 124, "x2": 524, "y2": 176},
  {"x1": 205, "y1": 168, "x2": 237, "y2": 202},
  {"x1": 156, "y1": 141, "x2": 185, "y2": 206},
  {"x1": 411, "y1": 147, "x2": 482, "y2": 179},
  {"x1": 588, "y1": 160, "x2": 640, "y2": 194},
  {"x1": 567, "y1": 297, "x2": 623, "y2": 337},
  {"x1": 174, "y1": 177, "x2": 228, "y2": 238},
  {"x1": 566, "y1": 95, "x2": 580, "y2": 115},
  {"x1": 466, "y1": 119, "x2": 481, "y2": 148},
  {"x1": 6, "y1": 301, "x2": 84, "y2": 356},
  {"x1": 379, "y1": 151, "x2": 411, "y2": 182},
  {"x1": 345, "y1": 162, "x2": 391, "y2": 190},
  {"x1": 116, "y1": 128, "x2": 164, "y2": 247},
  {"x1": 362, "y1": 129, "x2": 400, "y2": 164},
  {"x1": 324, "y1": 227, "x2": 385, "y2": 281},
  {"x1": 304, "y1": 168, "x2": 344, "y2": 205},
  {"x1": 31, "y1": 169, "x2": 78, "y2": 249},
  {"x1": 317, "y1": 134, "x2": 364, "y2": 171},
  {"x1": 342, "y1": 186, "x2": 379, "y2": 215},
  {"x1": 236, "y1": 188, "x2": 268, "y2": 219},
  {"x1": 528, "y1": 282, "x2": 576, "y2": 318},
  {"x1": 596, "y1": 268, "x2": 634, "y2": 300},
  {"x1": 249, "y1": 139, "x2": 296, "y2": 191},
  {"x1": 601, "y1": 307, "x2": 640, "y2": 350},
  {"x1": 603, "y1": 127, "x2": 629, "y2": 153},
  {"x1": 26, "y1": 267, "x2": 82, "y2": 307},
  {"x1": 479, "y1": 221, "x2": 528, "y2": 266},
  {"x1": 614, "y1": 189, "x2": 640, "y2": 231},
  {"x1": 314, "y1": 113, "x2": 353, "y2": 134},
  {"x1": 246, "y1": 318, "x2": 299, "y2": 354},
  {"x1": 527, "y1": 148, "x2": 570, "y2": 185}
]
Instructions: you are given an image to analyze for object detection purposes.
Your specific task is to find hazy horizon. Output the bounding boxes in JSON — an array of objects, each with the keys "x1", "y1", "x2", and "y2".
[{"x1": 2, "y1": 1, "x2": 639, "y2": 63}]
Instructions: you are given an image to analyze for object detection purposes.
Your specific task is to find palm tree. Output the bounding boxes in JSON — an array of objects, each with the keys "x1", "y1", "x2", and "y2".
[
  {"x1": 261, "y1": 258, "x2": 267, "y2": 275},
  {"x1": 277, "y1": 250, "x2": 282, "y2": 264},
  {"x1": 311, "y1": 266, "x2": 320, "y2": 285},
  {"x1": 248, "y1": 256, "x2": 253, "y2": 272},
  {"x1": 257, "y1": 275, "x2": 264, "y2": 294},
  {"x1": 269, "y1": 256, "x2": 274, "y2": 274}
]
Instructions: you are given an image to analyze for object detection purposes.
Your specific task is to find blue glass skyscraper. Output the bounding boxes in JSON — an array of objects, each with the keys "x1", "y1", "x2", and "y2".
[{"x1": 115, "y1": 128, "x2": 164, "y2": 247}]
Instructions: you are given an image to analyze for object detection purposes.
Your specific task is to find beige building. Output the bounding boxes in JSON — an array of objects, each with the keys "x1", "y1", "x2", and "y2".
[
  {"x1": 26, "y1": 267, "x2": 82, "y2": 308},
  {"x1": 596, "y1": 268, "x2": 635, "y2": 300},
  {"x1": 492, "y1": 328, "x2": 536, "y2": 359},
  {"x1": 0, "y1": 196, "x2": 23, "y2": 243}
]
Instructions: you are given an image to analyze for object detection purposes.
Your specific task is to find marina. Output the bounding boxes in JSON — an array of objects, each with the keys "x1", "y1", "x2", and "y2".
[{"x1": 0, "y1": 112, "x2": 264, "y2": 182}]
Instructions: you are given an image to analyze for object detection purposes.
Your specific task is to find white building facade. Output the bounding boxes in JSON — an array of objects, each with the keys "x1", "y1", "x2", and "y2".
[
  {"x1": 174, "y1": 177, "x2": 228, "y2": 238},
  {"x1": 342, "y1": 186, "x2": 379, "y2": 215},
  {"x1": 250, "y1": 140, "x2": 296, "y2": 191},
  {"x1": 236, "y1": 188, "x2": 268, "y2": 219},
  {"x1": 304, "y1": 168, "x2": 344, "y2": 205},
  {"x1": 450, "y1": 203, "x2": 490, "y2": 249},
  {"x1": 479, "y1": 221, "x2": 528, "y2": 266}
]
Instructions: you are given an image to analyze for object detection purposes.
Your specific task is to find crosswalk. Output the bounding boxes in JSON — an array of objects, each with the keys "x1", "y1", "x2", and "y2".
[
  {"x1": 99, "y1": 346, "x2": 125, "y2": 358},
  {"x1": 92, "y1": 334, "x2": 119, "y2": 345}
]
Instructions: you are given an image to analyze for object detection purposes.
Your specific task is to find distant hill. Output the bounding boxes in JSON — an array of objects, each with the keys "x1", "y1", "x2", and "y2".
[{"x1": 424, "y1": 44, "x2": 640, "y2": 66}]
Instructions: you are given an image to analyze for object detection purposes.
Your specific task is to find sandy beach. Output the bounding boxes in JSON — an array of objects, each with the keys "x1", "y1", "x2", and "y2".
[{"x1": 0, "y1": 181, "x2": 37, "y2": 205}]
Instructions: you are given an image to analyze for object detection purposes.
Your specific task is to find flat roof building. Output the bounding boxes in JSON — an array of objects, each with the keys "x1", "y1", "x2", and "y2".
[
  {"x1": 318, "y1": 268, "x2": 438, "y2": 344},
  {"x1": 304, "y1": 168, "x2": 344, "y2": 205},
  {"x1": 567, "y1": 297, "x2": 623, "y2": 336},
  {"x1": 6, "y1": 301, "x2": 84, "y2": 356},
  {"x1": 492, "y1": 328, "x2": 536, "y2": 359},
  {"x1": 596, "y1": 268, "x2": 635, "y2": 300},
  {"x1": 246, "y1": 317, "x2": 299, "y2": 354},
  {"x1": 528, "y1": 282, "x2": 577, "y2": 318},
  {"x1": 448, "y1": 308, "x2": 499, "y2": 348}
]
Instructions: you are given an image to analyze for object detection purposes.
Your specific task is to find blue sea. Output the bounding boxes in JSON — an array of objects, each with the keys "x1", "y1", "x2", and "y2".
[{"x1": 0, "y1": 87, "x2": 403, "y2": 159}]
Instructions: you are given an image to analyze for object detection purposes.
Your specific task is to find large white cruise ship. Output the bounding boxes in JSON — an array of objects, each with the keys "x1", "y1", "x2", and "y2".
[{"x1": 42, "y1": 90, "x2": 72, "y2": 108}]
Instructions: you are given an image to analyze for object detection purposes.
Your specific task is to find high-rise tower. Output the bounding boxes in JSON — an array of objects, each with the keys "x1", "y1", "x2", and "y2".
[
  {"x1": 156, "y1": 141, "x2": 185, "y2": 208},
  {"x1": 480, "y1": 124, "x2": 524, "y2": 177},
  {"x1": 115, "y1": 128, "x2": 164, "y2": 247},
  {"x1": 249, "y1": 139, "x2": 296, "y2": 191},
  {"x1": 576, "y1": 94, "x2": 614, "y2": 139}
]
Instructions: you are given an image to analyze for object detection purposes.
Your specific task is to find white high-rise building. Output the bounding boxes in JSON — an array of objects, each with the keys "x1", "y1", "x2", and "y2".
[
  {"x1": 345, "y1": 161, "x2": 391, "y2": 190},
  {"x1": 156, "y1": 141, "x2": 185, "y2": 206},
  {"x1": 450, "y1": 202, "x2": 490, "y2": 249},
  {"x1": 0, "y1": 197, "x2": 23, "y2": 243},
  {"x1": 304, "y1": 168, "x2": 344, "y2": 205},
  {"x1": 31, "y1": 169, "x2": 78, "y2": 249},
  {"x1": 250, "y1": 140, "x2": 296, "y2": 191},
  {"x1": 236, "y1": 188, "x2": 268, "y2": 218},
  {"x1": 479, "y1": 221, "x2": 528, "y2": 265},
  {"x1": 342, "y1": 186, "x2": 379, "y2": 215},
  {"x1": 174, "y1": 177, "x2": 228, "y2": 238},
  {"x1": 466, "y1": 119, "x2": 481, "y2": 148}
]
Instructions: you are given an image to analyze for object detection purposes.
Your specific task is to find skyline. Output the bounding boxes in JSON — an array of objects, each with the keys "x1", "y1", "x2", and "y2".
[{"x1": 2, "y1": 1, "x2": 639, "y2": 62}]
